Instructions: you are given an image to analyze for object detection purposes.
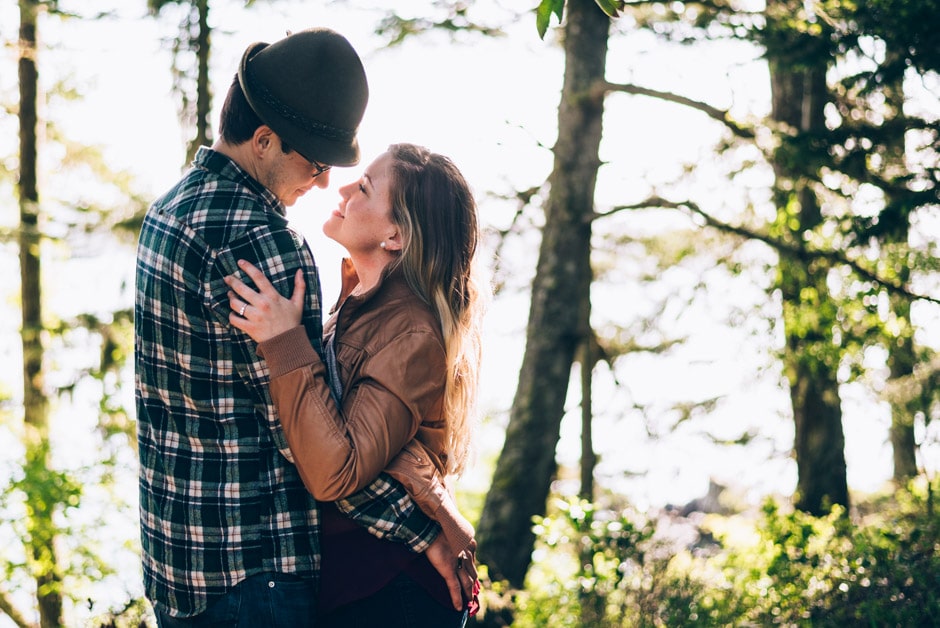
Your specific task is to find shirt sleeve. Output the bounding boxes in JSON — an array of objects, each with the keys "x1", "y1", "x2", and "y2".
[
  {"x1": 203, "y1": 223, "x2": 323, "y2": 461},
  {"x1": 334, "y1": 473, "x2": 442, "y2": 553}
]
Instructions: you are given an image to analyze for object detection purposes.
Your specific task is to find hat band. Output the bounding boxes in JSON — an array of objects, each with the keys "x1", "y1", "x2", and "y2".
[{"x1": 245, "y1": 66, "x2": 357, "y2": 143}]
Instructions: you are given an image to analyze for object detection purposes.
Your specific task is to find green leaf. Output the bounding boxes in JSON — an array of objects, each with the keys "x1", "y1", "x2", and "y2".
[
  {"x1": 536, "y1": 0, "x2": 565, "y2": 39},
  {"x1": 594, "y1": 0, "x2": 623, "y2": 18}
]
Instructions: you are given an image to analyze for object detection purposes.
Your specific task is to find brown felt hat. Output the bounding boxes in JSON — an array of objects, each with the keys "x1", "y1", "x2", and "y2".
[{"x1": 237, "y1": 28, "x2": 368, "y2": 167}]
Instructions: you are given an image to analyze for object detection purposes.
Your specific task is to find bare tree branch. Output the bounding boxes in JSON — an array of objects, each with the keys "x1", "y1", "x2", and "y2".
[
  {"x1": 595, "y1": 195, "x2": 940, "y2": 305},
  {"x1": 593, "y1": 79, "x2": 756, "y2": 139},
  {"x1": 0, "y1": 590, "x2": 34, "y2": 628},
  {"x1": 485, "y1": 184, "x2": 543, "y2": 294}
]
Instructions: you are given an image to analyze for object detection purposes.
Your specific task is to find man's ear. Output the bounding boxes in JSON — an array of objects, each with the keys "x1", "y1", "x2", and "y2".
[{"x1": 252, "y1": 125, "x2": 276, "y2": 157}]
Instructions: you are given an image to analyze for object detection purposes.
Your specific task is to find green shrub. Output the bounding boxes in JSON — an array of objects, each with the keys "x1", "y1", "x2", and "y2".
[
  {"x1": 486, "y1": 482, "x2": 940, "y2": 627},
  {"x1": 509, "y1": 498, "x2": 708, "y2": 627},
  {"x1": 703, "y1": 488, "x2": 940, "y2": 626}
]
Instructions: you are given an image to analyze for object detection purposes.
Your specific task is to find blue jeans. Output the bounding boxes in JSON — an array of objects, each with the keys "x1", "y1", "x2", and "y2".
[
  {"x1": 155, "y1": 572, "x2": 317, "y2": 628},
  {"x1": 321, "y1": 573, "x2": 467, "y2": 628}
]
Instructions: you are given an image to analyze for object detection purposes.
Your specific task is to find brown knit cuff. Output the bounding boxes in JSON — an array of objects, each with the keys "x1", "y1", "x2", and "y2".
[
  {"x1": 257, "y1": 325, "x2": 319, "y2": 379},
  {"x1": 436, "y1": 503, "x2": 475, "y2": 557}
]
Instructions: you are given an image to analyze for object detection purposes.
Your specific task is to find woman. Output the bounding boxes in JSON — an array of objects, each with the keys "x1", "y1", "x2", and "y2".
[{"x1": 225, "y1": 143, "x2": 484, "y2": 626}]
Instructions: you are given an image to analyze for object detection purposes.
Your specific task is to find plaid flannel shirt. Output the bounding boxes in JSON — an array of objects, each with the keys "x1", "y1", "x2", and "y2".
[{"x1": 135, "y1": 147, "x2": 439, "y2": 618}]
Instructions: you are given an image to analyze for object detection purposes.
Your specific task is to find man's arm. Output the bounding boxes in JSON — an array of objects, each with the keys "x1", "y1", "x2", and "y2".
[
  {"x1": 207, "y1": 223, "x2": 323, "y2": 461},
  {"x1": 333, "y1": 471, "x2": 440, "y2": 550}
]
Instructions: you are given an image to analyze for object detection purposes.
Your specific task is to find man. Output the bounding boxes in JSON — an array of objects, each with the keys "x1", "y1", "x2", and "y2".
[{"x1": 135, "y1": 28, "x2": 463, "y2": 627}]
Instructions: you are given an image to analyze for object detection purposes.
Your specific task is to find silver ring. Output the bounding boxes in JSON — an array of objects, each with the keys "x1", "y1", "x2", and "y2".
[{"x1": 239, "y1": 303, "x2": 248, "y2": 317}]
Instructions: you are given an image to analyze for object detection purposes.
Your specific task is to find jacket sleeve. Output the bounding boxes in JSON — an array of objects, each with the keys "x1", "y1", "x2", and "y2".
[{"x1": 258, "y1": 324, "x2": 446, "y2": 502}]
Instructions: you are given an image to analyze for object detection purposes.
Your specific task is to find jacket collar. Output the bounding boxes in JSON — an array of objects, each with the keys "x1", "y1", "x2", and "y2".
[{"x1": 329, "y1": 258, "x2": 407, "y2": 315}]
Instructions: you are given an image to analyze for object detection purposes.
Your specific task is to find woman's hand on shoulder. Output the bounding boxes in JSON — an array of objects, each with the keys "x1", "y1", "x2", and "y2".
[{"x1": 225, "y1": 260, "x2": 305, "y2": 343}]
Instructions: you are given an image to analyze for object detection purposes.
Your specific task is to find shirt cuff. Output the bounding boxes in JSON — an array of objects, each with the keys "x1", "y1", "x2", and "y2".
[
  {"x1": 257, "y1": 325, "x2": 319, "y2": 379},
  {"x1": 404, "y1": 514, "x2": 442, "y2": 554}
]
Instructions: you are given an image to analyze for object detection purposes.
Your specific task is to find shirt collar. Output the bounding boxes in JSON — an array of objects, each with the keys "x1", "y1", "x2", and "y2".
[{"x1": 193, "y1": 146, "x2": 287, "y2": 217}]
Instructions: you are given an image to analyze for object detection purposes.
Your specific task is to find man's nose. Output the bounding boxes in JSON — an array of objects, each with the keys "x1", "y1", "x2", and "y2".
[{"x1": 313, "y1": 169, "x2": 331, "y2": 189}]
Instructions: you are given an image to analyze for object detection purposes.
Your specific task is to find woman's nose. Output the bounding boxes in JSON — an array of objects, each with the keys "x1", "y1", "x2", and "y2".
[{"x1": 338, "y1": 180, "x2": 355, "y2": 197}]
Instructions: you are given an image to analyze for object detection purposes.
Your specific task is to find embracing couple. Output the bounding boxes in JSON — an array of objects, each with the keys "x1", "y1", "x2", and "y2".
[{"x1": 135, "y1": 27, "x2": 483, "y2": 627}]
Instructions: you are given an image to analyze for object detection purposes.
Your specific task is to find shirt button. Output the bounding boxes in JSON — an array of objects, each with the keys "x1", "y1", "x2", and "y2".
[{"x1": 268, "y1": 581, "x2": 275, "y2": 588}]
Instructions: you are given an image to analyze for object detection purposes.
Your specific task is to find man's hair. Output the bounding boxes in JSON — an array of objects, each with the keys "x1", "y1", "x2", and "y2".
[
  {"x1": 219, "y1": 76, "x2": 263, "y2": 146},
  {"x1": 219, "y1": 75, "x2": 295, "y2": 155}
]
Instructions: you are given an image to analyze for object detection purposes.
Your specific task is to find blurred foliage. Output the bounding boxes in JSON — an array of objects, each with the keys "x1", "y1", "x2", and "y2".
[
  {"x1": 2, "y1": 3, "x2": 147, "y2": 624},
  {"x1": 473, "y1": 483, "x2": 940, "y2": 626},
  {"x1": 84, "y1": 596, "x2": 153, "y2": 628}
]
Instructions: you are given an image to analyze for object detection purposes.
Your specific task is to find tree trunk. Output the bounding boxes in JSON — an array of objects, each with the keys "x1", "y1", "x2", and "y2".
[
  {"x1": 880, "y1": 55, "x2": 918, "y2": 483},
  {"x1": 579, "y1": 333, "x2": 597, "y2": 502},
  {"x1": 476, "y1": 0, "x2": 608, "y2": 588},
  {"x1": 767, "y1": 0, "x2": 849, "y2": 515},
  {"x1": 186, "y1": 0, "x2": 212, "y2": 164},
  {"x1": 887, "y1": 292, "x2": 918, "y2": 482},
  {"x1": 18, "y1": 1, "x2": 64, "y2": 626},
  {"x1": 578, "y1": 330, "x2": 599, "y2": 628}
]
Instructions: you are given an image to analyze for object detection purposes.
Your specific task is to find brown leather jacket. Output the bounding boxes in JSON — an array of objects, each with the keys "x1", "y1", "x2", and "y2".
[{"x1": 257, "y1": 259, "x2": 474, "y2": 554}]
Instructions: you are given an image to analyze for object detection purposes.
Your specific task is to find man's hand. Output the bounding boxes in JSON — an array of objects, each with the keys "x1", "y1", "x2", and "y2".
[{"x1": 425, "y1": 534, "x2": 478, "y2": 610}]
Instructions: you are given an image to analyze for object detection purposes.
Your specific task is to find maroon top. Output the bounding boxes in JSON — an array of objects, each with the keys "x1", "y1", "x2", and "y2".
[{"x1": 318, "y1": 502, "x2": 453, "y2": 614}]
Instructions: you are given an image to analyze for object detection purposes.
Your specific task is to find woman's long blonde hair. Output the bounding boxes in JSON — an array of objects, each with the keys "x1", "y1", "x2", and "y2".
[{"x1": 386, "y1": 143, "x2": 485, "y2": 476}]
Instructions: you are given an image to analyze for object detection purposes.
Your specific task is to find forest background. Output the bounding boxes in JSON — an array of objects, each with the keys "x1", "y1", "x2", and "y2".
[{"x1": 2, "y1": 0, "x2": 940, "y2": 626}]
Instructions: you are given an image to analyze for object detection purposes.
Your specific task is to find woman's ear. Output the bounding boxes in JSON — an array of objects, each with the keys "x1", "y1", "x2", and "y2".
[{"x1": 385, "y1": 230, "x2": 403, "y2": 252}]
